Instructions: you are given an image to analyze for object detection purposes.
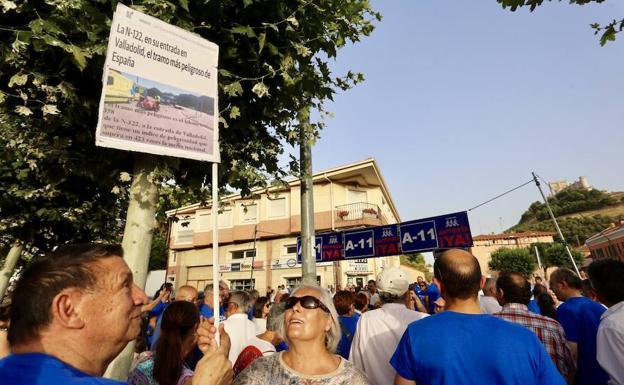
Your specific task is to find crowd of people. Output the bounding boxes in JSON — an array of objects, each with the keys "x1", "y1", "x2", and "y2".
[{"x1": 0, "y1": 243, "x2": 622, "y2": 385}]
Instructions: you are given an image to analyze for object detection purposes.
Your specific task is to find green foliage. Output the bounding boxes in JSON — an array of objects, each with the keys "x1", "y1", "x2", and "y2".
[
  {"x1": 149, "y1": 231, "x2": 168, "y2": 271},
  {"x1": 530, "y1": 242, "x2": 583, "y2": 270},
  {"x1": 400, "y1": 253, "x2": 432, "y2": 281},
  {"x1": 0, "y1": 0, "x2": 380, "y2": 254},
  {"x1": 510, "y1": 215, "x2": 616, "y2": 246},
  {"x1": 497, "y1": 0, "x2": 622, "y2": 45},
  {"x1": 519, "y1": 189, "x2": 617, "y2": 223},
  {"x1": 489, "y1": 247, "x2": 537, "y2": 278}
]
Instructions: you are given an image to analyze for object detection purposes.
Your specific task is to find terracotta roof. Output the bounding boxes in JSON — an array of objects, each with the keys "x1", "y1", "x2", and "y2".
[
  {"x1": 473, "y1": 231, "x2": 556, "y2": 241},
  {"x1": 586, "y1": 221, "x2": 624, "y2": 245}
]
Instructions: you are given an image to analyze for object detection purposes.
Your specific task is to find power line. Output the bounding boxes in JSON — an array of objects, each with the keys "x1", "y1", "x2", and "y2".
[{"x1": 468, "y1": 179, "x2": 534, "y2": 212}]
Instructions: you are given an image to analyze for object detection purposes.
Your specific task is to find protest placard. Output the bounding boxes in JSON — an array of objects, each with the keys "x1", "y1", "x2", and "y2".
[{"x1": 96, "y1": 3, "x2": 220, "y2": 162}]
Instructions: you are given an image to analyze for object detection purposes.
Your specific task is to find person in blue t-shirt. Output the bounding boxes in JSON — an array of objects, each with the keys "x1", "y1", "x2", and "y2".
[
  {"x1": 424, "y1": 282, "x2": 440, "y2": 314},
  {"x1": 390, "y1": 249, "x2": 565, "y2": 385},
  {"x1": 550, "y1": 267, "x2": 609, "y2": 385},
  {"x1": 332, "y1": 290, "x2": 360, "y2": 359},
  {"x1": 529, "y1": 283, "x2": 547, "y2": 314},
  {"x1": 0, "y1": 243, "x2": 232, "y2": 385},
  {"x1": 199, "y1": 283, "x2": 226, "y2": 322}
]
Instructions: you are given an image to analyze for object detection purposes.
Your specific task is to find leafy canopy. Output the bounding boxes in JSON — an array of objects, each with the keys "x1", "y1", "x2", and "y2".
[
  {"x1": 489, "y1": 247, "x2": 537, "y2": 278},
  {"x1": 0, "y1": 0, "x2": 380, "y2": 254},
  {"x1": 497, "y1": 0, "x2": 622, "y2": 46}
]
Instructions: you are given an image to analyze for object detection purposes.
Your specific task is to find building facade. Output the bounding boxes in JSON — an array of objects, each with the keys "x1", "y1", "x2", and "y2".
[
  {"x1": 585, "y1": 221, "x2": 624, "y2": 262},
  {"x1": 470, "y1": 232, "x2": 555, "y2": 276},
  {"x1": 165, "y1": 159, "x2": 402, "y2": 295}
]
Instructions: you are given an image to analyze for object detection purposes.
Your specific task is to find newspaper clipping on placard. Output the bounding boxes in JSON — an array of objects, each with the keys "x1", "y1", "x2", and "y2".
[{"x1": 95, "y1": 3, "x2": 219, "y2": 162}]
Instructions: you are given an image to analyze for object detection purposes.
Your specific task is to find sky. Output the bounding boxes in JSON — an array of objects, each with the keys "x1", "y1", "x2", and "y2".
[{"x1": 305, "y1": 0, "x2": 624, "y2": 241}]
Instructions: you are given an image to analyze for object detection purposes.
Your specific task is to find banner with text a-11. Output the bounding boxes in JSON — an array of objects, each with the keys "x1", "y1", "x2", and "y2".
[{"x1": 95, "y1": 3, "x2": 220, "y2": 162}]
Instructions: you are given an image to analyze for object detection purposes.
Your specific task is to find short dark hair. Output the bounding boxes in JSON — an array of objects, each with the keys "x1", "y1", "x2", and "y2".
[
  {"x1": 252, "y1": 296, "x2": 270, "y2": 318},
  {"x1": 333, "y1": 290, "x2": 354, "y2": 315},
  {"x1": 551, "y1": 268, "x2": 582, "y2": 290},
  {"x1": 434, "y1": 250, "x2": 482, "y2": 299},
  {"x1": 532, "y1": 283, "x2": 547, "y2": 298},
  {"x1": 588, "y1": 258, "x2": 624, "y2": 306},
  {"x1": 8, "y1": 243, "x2": 123, "y2": 345},
  {"x1": 496, "y1": 271, "x2": 531, "y2": 305},
  {"x1": 354, "y1": 292, "x2": 368, "y2": 311}
]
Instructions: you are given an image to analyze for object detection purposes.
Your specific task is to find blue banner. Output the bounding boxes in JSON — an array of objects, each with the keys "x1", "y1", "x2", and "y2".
[{"x1": 295, "y1": 211, "x2": 473, "y2": 262}]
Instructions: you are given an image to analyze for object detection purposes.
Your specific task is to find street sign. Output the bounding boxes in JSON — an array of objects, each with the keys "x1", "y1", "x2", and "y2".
[
  {"x1": 400, "y1": 220, "x2": 438, "y2": 253},
  {"x1": 295, "y1": 211, "x2": 473, "y2": 263},
  {"x1": 344, "y1": 229, "x2": 375, "y2": 259},
  {"x1": 373, "y1": 225, "x2": 401, "y2": 256},
  {"x1": 296, "y1": 236, "x2": 322, "y2": 263}
]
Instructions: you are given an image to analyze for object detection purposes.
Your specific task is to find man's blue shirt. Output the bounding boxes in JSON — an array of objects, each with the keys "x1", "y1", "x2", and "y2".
[
  {"x1": 390, "y1": 311, "x2": 565, "y2": 385},
  {"x1": 557, "y1": 296, "x2": 609, "y2": 385},
  {"x1": 0, "y1": 353, "x2": 126, "y2": 385},
  {"x1": 424, "y1": 284, "x2": 440, "y2": 313},
  {"x1": 528, "y1": 298, "x2": 541, "y2": 314},
  {"x1": 336, "y1": 313, "x2": 360, "y2": 359},
  {"x1": 199, "y1": 303, "x2": 225, "y2": 321}
]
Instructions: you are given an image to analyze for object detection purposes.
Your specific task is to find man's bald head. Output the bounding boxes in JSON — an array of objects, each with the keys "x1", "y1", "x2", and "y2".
[
  {"x1": 434, "y1": 249, "x2": 482, "y2": 300},
  {"x1": 175, "y1": 285, "x2": 198, "y2": 303}
]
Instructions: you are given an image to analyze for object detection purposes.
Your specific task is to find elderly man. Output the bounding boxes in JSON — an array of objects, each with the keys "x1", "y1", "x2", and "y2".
[
  {"x1": 550, "y1": 267, "x2": 609, "y2": 385},
  {"x1": 480, "y1": 277, "x2": 502, "y2": 314},
  {"x1": 200, "y1": 283, "x2": 226, "y2": 322},
  {"x1": 391, "y1": 249, "x2": 565, "y2": 385},
  {"x1": 587, "y1": 259, "x2": 624, "y2": 385},
  {"x1": 223, "y1": 290, "x2": 257, "y2": 364},
  {"x1": 0, "y1": 243, "x2": 231, "y2": 385},
  {"x1": 350, "y1": 267, "x2": 428, "y2": 385},
  {"x1": 494, "y1": 271, "x2": 575, "y2": 381}
]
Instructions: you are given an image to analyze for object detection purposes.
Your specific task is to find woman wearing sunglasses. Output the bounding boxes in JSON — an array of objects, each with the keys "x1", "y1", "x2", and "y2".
[{"x1": 233, "y1": 284, "x2": 371, "y2": 385}]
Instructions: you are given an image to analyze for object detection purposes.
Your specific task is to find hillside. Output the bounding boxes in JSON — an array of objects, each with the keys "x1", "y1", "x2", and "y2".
[{"x1": 507, "y1": 190, "x2": 624, "y2": 245}]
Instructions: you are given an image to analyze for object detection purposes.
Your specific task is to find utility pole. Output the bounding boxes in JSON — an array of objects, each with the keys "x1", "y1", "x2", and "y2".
[
  {"x1": 531, "y1": 172, "x2": 581, "y2": 277},
  {"x1": 105, "y1": 154, "x2": 160, "y2": 380},
  {"x1": 299, "y1": 109, "x2": 316, "y2": 285}
]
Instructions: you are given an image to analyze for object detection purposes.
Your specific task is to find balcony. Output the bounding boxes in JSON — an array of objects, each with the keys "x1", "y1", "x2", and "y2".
[{"x1": 335, "y1": 202, "x2": 382, "y2": 223}]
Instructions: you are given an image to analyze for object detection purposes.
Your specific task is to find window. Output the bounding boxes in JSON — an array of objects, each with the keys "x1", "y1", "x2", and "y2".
[
  {"x1": 175, "y1": 216, "x2": 194, "y2": 244},
  {"x1": 230, "y1": 279, "x2": 255, "y2": 291},
  {"x1": 347, "y1": 189, "x2": 367, "y2": 204},
  {"x1": 196, "y1": 211, "x2": 211, "y2": 231},
  {"x1": 268, "y1": 197, "x2": 287, "y2": 218},
  {"x1": 231, "y1": 249, "x2": 256, "y2": 260},
  {"x1": 284, "y1": 244, "x2": 297, "y2": 255},
  {"x1": 285, "y1": 276, "x2": 321, "y2": 289},
  {"x1": 218, "y1": 209, "x2": 233, "y2": 228},
  {"x1": 240, "y1": 203, "x2": 258, "y2": 224}
]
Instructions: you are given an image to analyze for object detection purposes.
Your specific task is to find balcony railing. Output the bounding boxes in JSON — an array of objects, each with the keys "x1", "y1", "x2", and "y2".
[{"x1": 335, "y1": 202, "x2": 381, "y2": 221}]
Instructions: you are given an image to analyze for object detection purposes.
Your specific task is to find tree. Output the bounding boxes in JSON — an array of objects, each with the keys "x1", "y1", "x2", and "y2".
[
  {"x1": 540, "y1": 242, "x2": 583, "y2": 269},
  {"x1": 489, "y1": 247, "x2": 537, "y2": 278},
  {"x1": 0, "y1": 0, "x2": 381, "y2": 256},
  {"x1": 400, "y1": 253, "x2": 432, "y2": 281},
  {"x1": 497, "y1": 0, "x2": 623, "y2": 46}
]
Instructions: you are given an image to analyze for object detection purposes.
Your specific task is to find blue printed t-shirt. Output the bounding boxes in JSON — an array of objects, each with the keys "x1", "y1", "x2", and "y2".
[
  {"x1": 424, "y1": 284, "x2": 440, "y2": 313},
  {"x1": 528, "y1": 298, "x2": 541, "y2": 314},
  {"x1": 199, "y1": 303, "x2": 225, "y2": 321},
  {"x1": 390, "y1": 311, "x2": 566, "y2": 385},
  {"x1": 557, "y1": 296, "x2": 609, "y2": 385},
  {"x1": 336, "y1": 313, "x2": 360, "y2": 359},
  {"x1": 0, "y1": 353, "x2": 126, "y2": 385}
]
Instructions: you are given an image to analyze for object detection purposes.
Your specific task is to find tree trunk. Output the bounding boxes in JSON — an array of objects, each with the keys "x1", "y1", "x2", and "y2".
[
  {"x1": 0, "y1": 243, "x2": 23, "y2": 300},
  {"x1": 104, "y1": 154, "x2": 159, "y2": 380}
]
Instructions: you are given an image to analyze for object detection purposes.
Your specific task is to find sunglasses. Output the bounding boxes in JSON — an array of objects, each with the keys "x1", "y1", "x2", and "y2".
[{"x1": 284, "y1": 295, "x2": 330, "y2": 313}]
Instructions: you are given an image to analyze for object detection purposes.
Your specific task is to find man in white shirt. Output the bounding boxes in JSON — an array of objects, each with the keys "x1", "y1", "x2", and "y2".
[
  {"x1": 366, "y1": 280, "x2": 381, "y2": 309},
  {"x1": 245, "y1": 302, "x2": 285, "y2": 357},
  {"x1": 479, "y1": 277, "x2": 502, "y2": 314},
  {"x1": 350, "y1": 267, "x2": 429, "y2": 385},
  {"x1": 223, "y1": 291, "x2": 258, "y2": 364},
  {"x1": 588, "y1": 258, "x2": 624, "y2": 385}
]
